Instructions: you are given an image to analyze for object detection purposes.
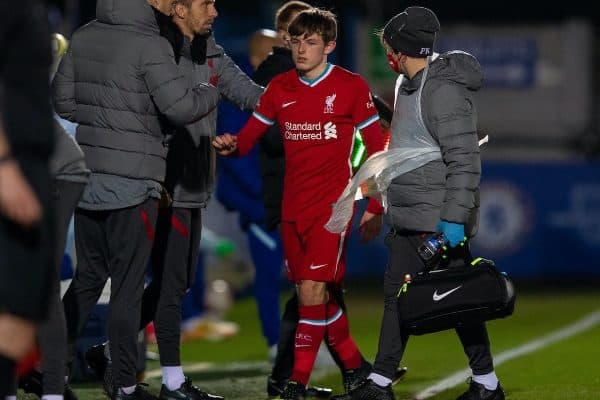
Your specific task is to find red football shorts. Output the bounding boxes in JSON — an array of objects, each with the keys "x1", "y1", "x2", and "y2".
[{"x1": 281, "y1": 214, "x2": 351, "y2": 284}]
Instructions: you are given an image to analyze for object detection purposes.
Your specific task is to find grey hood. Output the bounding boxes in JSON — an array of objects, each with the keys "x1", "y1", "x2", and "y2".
[
  {"x1": 96, "y1": 0, "x2": 159, "y2": 34},
  {"x1": 430, "y1": 50, "x2": 483, "y2": 92}
]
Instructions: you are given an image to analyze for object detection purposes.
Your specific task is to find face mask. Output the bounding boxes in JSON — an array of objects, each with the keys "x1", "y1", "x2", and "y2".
[{"x1": 386, "y1": 53, "x2": 400, "y2": 73}]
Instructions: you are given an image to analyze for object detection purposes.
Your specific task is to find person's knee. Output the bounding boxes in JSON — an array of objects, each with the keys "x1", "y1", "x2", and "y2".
[{"x1": 296, "y1": 280, "x2": 327, "y2": 305}]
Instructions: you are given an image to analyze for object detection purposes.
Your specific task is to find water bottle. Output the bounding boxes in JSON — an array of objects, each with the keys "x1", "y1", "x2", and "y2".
[{"x1": 417, "y1": 233, "x2": 446, "y2": 263}]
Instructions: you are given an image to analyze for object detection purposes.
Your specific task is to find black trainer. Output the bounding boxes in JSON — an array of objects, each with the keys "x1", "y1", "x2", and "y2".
[
  {"x1": 18, "y1": 369, "x2": 79, "y2": 400},
  {"x1": 281, "y1": 381, "x2": 306, "y2": 400},
  {"x1": 342, "y1": 360, "x2": 372, "y2": 393},
  {"x1": 267, "y1": 375, "x2": 332, "y2": 399},
  {"x1": 456, "y1": 380, "x2": 505, "y2": 400},
  {"x1": 159, "y1": 377, "x2": 224, "y2": 400},
  {"x1": 85, "y1": 343, "x2": 114, "y2": 396},
  {"x1": 113, "y1": 384, "x2": 159, "y2": 400},
  {"x1": 18, "y1": 370, "x2": 43, "y2": 397},
  {"x1": 331, "y1": 380, "x2": 394, "y2": 400},
  {"x1": 342, "y1": 363, "x2": 406, "y2": 393}
]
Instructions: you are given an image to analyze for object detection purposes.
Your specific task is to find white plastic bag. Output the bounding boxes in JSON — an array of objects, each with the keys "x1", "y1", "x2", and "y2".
[{"x1": 325, "y1": 147, "x2": 441, "y2": 233}]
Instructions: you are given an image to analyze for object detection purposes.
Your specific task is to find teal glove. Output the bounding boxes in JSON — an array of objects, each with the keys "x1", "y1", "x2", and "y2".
[{"x1": 436, "y1": 220, "x2": 466, "y2": 247}]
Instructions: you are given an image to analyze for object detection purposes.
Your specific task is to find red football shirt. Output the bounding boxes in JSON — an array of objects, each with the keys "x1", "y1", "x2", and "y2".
[{"x1": 235, "y1": 63, "x2": 385, "y2": 221}]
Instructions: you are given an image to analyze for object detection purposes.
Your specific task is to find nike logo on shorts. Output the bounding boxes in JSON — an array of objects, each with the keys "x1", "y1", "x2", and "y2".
[
  {"x1": 432, "y1": 285, "x2": 462, "y2": 301},
  {"x1": 309, "y1": 263, "x2": 328, "y2": 270}
]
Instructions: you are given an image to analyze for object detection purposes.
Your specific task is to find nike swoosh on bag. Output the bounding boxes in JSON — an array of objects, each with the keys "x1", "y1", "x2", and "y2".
[
  {"x1": 432, "y1": 285, "x2": 462, "y2": 301},
  {"x1": 309, "y1": 263, "x2": 328, "y2": 270}
]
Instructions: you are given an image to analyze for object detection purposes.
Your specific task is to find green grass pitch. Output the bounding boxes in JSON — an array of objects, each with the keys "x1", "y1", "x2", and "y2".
[{"x1": 30, "y1": 283, "x2": 600, "y2": 400}]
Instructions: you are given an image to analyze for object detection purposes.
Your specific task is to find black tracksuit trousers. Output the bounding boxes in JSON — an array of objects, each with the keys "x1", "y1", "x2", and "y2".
[
  {"x1": 139, "y1": 207, "x2": 202, "y2": 366},
  {"x1": 373, "y1": 231, "x2": 495, "y2": 379},
  {"x1": 37, "y1": 180, "x2": 85, "y2": 394},
  {"x1": 62, "y1": 199, "x2": 158, "y2": 388}
]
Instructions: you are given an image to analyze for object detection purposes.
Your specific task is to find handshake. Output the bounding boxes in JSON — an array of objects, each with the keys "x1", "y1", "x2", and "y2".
[{"x1": 212, "y1": 133, "x2": 238, "y2": 155}]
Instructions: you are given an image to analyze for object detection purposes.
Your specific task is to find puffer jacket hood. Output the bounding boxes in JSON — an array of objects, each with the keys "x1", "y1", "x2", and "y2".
[
  {"x1": 52, "y1": 0, "x2": 221, "y2": 184},
  {"x1": 96, "y1": 0, "x2": 159, "y2": 34},
  {"x1": 430, "y1": 50, "x2": 483, "y2": 92}
]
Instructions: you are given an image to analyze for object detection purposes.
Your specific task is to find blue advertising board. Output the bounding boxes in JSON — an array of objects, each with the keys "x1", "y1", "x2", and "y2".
[
  {"x1": 345, "y1": 161, "x2": 600, "y2": 280},
  {"x1": 437, "y1": 37, "x2": 538, "y2": 89},
  {"x1": 471, "y1": 161, "x2": 600, "y2": 278}
]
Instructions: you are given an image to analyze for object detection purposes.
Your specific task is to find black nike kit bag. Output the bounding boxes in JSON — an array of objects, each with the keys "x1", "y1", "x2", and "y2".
[{"x1": 397, "y1": 258, "x2": 516, "y2": 335}]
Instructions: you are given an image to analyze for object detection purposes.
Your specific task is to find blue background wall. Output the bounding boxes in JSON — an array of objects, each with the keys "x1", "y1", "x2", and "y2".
[{"x1": 344, "y1": 162, "x2": 600, "y2": 280}]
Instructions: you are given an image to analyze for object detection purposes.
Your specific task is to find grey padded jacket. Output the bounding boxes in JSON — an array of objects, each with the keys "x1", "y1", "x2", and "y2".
[
  {"x1": 166, "y1": 36, "x2": 263, "y2": 208},
  {"x1": 387, "y1": 51, "x2": 482, "y2": 236},
  {"x1": 51, "y1": 0, "x2": 220, "y2": 183}
]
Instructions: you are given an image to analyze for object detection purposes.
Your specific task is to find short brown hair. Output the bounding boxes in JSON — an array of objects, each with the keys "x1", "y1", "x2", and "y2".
[
  {"x1": 288, "y1": 8, "x2": 337, "y2": 43},
  {"x1": 174, "y1": 0, "x2": 191, "y2": 7},
  {"x1": 275, "y1": 1, "x2": 312, "y2": 32}
]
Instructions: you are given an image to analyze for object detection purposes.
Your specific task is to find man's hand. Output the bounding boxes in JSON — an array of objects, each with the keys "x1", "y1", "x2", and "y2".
[
  {"x1": 212, "y1": 133, "x2": 238, "y2": 156},
  {"x1": 359, "y1": 210, "x2": 382, "y2": 243},
  {"x1": 436, "y1": 220, "x2": 465, "y2": 247},
  {"x1": 0, "y1": 160, "x2": 42, "y2": 227}
]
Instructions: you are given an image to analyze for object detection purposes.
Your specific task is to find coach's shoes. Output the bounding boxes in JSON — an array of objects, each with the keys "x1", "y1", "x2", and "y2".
[
  {"x1": 456, "y1": 380, "x2": 505, "y2": 400},
  {"x1": 18, "y1": 370, "x2": 43, "y2": 397},
  {"x1": 19, "y1": 369, "x2": 80, "y2": 400},
  {"x1": 114, "y1": 385, "x2": 159, "y2": 400},
  {"x1": 159, "y1": 377, "x2": 224, "y2": 400},
  {"x1": 281, "y1": 381, "x2": 306, "y2": 400},
  {"x1": 331, "y1": 380, "x2": 394, "y2": 400},
  {"x1": 268, "y1": 375, "x2": 331, "y2": 399}
]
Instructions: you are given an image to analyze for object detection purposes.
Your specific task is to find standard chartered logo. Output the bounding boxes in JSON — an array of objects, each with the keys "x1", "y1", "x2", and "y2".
[
  {"x1": 283, "y1": 121, "x2": 337, "y2": 141},
  {"x1": 324, "y1": 121, "x2": 337, "y2": 140}
]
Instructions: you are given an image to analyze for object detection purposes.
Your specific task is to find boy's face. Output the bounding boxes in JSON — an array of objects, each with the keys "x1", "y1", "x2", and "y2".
[{"x1": 290, "y1": 32, "x2": 335, "y2": 76}]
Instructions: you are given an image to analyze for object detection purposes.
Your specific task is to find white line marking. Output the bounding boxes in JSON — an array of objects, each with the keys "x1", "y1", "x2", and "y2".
[
  {"x1": 415, "y1": 310, "x2": 600, "y2": 399},
  {"x1": 144, "y1": 356, "x2": 337, "y2": 381}
]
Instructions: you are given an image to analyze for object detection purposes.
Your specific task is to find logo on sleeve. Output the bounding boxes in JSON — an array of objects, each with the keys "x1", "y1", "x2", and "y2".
[{"x1": 324, "y1": 93, "x2": 336, "y2": 114}]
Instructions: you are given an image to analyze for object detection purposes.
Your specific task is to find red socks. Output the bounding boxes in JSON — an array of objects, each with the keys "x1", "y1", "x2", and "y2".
[
  {"x1": 291, "y1": 304, "x2": 327, "y2": 385},
  {"x1": 325, "y1": 300, "x2": 361, "y2": 370},
  {"x1": 290, "y1": 300, "x2": 362, "y2": 385}
]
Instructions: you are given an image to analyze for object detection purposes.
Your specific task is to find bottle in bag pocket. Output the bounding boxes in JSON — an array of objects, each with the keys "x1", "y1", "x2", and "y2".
[{"x1": 417, "y1": 233, "x2": 446, "y2": 266}]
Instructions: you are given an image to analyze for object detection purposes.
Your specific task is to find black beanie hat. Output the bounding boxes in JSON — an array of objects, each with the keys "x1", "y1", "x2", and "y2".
[{"x1": 382, "y1": 6, "x2": 440, "y2": 58}]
